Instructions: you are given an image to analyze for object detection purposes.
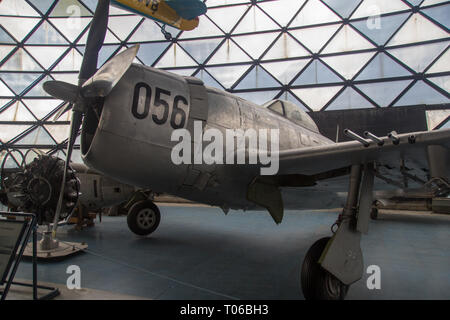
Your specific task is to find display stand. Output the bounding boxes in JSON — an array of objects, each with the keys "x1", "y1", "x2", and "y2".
[{"x1": 0, "y1": 212, "x2": 59, "y2": 300}]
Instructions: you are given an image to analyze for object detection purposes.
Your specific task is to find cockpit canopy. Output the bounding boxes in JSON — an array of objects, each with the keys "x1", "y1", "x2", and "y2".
[{"x1": 262, "y1": 100, "x2": 319, "y2": 133}]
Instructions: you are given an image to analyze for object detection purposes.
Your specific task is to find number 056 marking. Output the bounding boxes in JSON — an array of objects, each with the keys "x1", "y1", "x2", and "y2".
[{"x1": 131, "y1": 82, "x2": 188, "y2": 130}]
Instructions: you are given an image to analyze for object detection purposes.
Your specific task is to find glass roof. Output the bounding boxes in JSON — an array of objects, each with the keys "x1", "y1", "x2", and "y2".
[{"x1": 0, "y1": 0, "x2": 449, "y2": 165}]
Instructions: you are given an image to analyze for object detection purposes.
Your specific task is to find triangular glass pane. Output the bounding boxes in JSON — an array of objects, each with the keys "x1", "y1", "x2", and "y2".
[
  {"x1": 263, "y1": 32, "x2": 310, "y2": 60},
  {"x1": 322, "y1": 0, "x2": 363, "y2": 18},
  {"x1": 26, "y1": 20, "x2": 69, "y2": 45},
  {"x1": 179, "y1": 38, "x2": 223, "y2": 64},
  {"x1": 14, "y1": 126, "x2": 55, "y2": 145},
  {"x1": 43, "y1": 124, "x2": 70, "y2": 143},
  {"x1": 136, "y1": 42, "x2": 170, "y2": 66},
  {"x1": 79, "y1": 0, "x2": 98, "y2": 12},
  {"x1": 394, "y1": 81, "x2": 449, "y2": 106},
  {"x1": 404, "y1": 0, "x2": 423, "y2": 5},
  {"x1": 235, "y1": 65, "x2": 280, "y2": 89},
  {"x1": 1, "y1": 99, "x2": 12, "y2": 109},
  {"x1": 49, "y1": 17, "x2": 91, "y2": 43},
  {"x1": 356, "y1": 52, "x2": 411, "y2": 80},
  {"x1": 280, "y1": 91, "x2": 310, "y2": 111},
  {"x1": 0, "y1": 73, "x2": 41, "y2": 94},
  {"x1": 388, "y1": 41, "x2": 448, "y2": 72},
  {"x1": 155, "y1": 44, "x2": 197, "y2": 68},
  {"x1": 428, "y1": 76, "x2": 450, "y2": 93},
  {"x1": 422, "y1": 5, "x2": 450, "y2": 29},
  {"x1": 27, "y1": 0, "x2": 54, "y2": 15},
  {"x1": 262, "y1": 59, "x2": 311, "y2": 85},
  {"x1": 290, "y1": 25, "x2": 340, "y2": 54},
  {"x1": 233, "y1": 5, "x2": 280, "y2": 33},
  {"x1": 51, "y1": 72, "x2": 79, "y2": 86},
  {"x1": 52, "y1": 48, "x2": 83, "y2": 71},
  {"x1": 206, "y1": 5, "x2": 249, "y2": 33},
  {"x1": 427, "y1": 48, "x2": 449, "y2": 74},
  {"x1": 0, "y1": 124, "x2": 32, "y2": 143},
  {"x1": 291, "y1": 0, "x2": 341, "y2": 27},
  {"x1": 206, "y1": 64, "x2": 251, "y2": 89},
  {"x1": 356, "y1": 80, "x2": 412, "y2": 107},
  {"x1": 0, "y1": 27, "x2": 16, "y2": 44},
  {"x1": 196, "y1": 69, "x2": 223, "y2": 89},
  {"x1": 0, "y1": 48, "x2": 42, "y2": 71},
  {"x1": 0, "y1": 46, "x2": 15, "y2": 63},
  {"x1": 128, "y1": 19, "x2": 167, "y2": 42},
  {"x1": 50, "y1": 0, "x2": 92, "y2": 17},
  {"x1": 0, "y1": 17, "x2": 40, "y2": 42},
  {"x1": 25, "y1": 46, "x2": 68, "y2": 69},
  {"x1": 292, "y1": 60, "x2": 341, "y2": 85},
  {"x1": 22, "y1": 99, "x2": 61, "y2": 120},
  {"x1": 439, "y1": 119, "x2": 450, "y2": 129},
  {"x1": 258, "y1": 0, "x2": 306, "y2": 27},
  {"x1": 426, "y1": 109, "x2": 450, "y2": 130},
  {"x1": 1, "y1": 0, "x2": 40, "y2": 16},
  {"x1": 97, "y1": 45, "x2": 120, "y2": 67},
  {"x1": 108, "y1": 16, "x2": 142, "y2": 41},
  {"x1": 233, "y1": 32, "x2": 279, "y2": 59},
  {"x1": 291, "y1": 86, "x2": 343, "y2": 111},
  {"x1": 0, "y1": 80, "x2": 14, "y2": 96},
  {"x1": 0, "y1": 101, "x2": 36, "y2": 121},
  {"x1": 326, "y1": 87, "x2": 375, "y2": 110},
  {"x1": 207, "y1": 39, "x2": 251, "y2": 65},
  {"x1": 322, "y1": 52, "x2": 375, "y2": 80},
  {"x1": 352, "y1": 0, "x2": 410, "y2": 18},
  {"x1": 322, "y1": 25, "x2": 375, "y2": 53},
  {"x1": 421, "y1": 0, "x2": 448, "y2": 7},
  {"x1": 388, "y1": 13, "x2": 449, "y2": 46},
  {"x1": 351, "y1": 13, "x2": 410, "y2": 46},
  {"x1": 234, "y1": 90, "x2": 279, "y2": 105},
  {"x1": 24, "y1": 75, "x2": 53, "y2": 97}
]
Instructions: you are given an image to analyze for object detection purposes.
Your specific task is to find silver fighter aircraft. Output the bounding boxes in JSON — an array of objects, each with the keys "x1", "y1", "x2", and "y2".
[{"x1": 41, "y1": 0, "x2": 449, "y2": 299}]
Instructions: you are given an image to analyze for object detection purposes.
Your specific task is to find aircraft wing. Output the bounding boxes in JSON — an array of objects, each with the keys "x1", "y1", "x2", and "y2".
[
  {"x1": 165, "y1": 0, "x2": 207, "y2": 20},
  {"x1": 276, "y1": 129, "x2": 450, "y2": 176}
]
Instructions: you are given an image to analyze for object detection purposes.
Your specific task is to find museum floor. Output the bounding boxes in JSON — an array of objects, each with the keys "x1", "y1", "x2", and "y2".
[{"x1": 6, "y1": 205, "x2": 450, "y2": 300}]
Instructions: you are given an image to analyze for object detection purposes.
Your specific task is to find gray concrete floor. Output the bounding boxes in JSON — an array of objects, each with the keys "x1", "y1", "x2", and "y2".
[{"x1": 8, "y1": 206, "x2": 450, "y2": 300}]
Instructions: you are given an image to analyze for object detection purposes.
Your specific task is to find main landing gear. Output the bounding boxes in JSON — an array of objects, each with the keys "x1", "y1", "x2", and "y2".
[
  {"x1": 301, "y1": 163, "x2": 375, "y2": 300},
  {"x1": 127, "y1": 200, "x2": 161, "y2": 236}
]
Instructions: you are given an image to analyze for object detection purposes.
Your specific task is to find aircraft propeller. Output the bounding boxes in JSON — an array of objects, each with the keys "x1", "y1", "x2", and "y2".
[{"x1": 42, "y1": 0, "x2": 139, "y2": 237}]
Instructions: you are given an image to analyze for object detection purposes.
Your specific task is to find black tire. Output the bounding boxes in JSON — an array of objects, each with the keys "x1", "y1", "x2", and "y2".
[
  {"x1": 301, "y1": 237, "x2": 349, "y2": 300},
  {"x1": 127, "y1": 200, "x2": 160, "y2": 236}
]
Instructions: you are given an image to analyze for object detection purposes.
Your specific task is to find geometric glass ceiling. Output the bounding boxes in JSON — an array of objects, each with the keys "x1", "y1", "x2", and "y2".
[{"x1": 0, "y1": 0, "x2": 449, "y2": 164}]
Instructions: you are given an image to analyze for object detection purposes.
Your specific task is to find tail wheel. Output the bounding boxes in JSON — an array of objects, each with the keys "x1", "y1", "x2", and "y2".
[
  {"x1": 301, "y1": 237, "x2": 349, "y2": 300},
  {"x1": 127, "y1": 200, "x2": 160, "y2": 236}
]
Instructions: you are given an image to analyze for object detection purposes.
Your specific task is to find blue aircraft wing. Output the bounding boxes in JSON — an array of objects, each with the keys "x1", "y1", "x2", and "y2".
[{"x1": 165, "y1": 0, "x2": 207, "y2": 20}]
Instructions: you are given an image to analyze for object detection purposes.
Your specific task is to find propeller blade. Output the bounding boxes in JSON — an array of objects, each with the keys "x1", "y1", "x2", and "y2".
[
  {"x1": 79, "y1": 0, "x2": 111, "y2": 82},
  {"x1": 52, "y1": 102, "x2": 73, "y2": 122},
  {"x1": 51, "y1": 0, "x2": 110, "y2": 238},
  {"x1": 52, "y1": 110, "x2": 83, "y2": 237},
  {"x1": 43, "y1": 81, "x2": 79, "y2": 103},
  {"x1": 81, "y1": 45, "x2": 140, "y2": 98}
]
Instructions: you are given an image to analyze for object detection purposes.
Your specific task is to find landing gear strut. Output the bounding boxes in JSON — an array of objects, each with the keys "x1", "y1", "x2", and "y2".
[
  {"x1": 161, "y1": 24, "x2": 172, "y2": 41},
  {"x1": 301, "y1": 163, "x2": 374, "y2": 300}
]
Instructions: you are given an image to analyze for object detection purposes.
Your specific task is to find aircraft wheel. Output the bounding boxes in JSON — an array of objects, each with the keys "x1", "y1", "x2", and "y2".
[
  {"x1": 301, "y1": 237, "x2": 349, "y2": 300},
  {"x1": 127, "y1": 200, "x2": 160, "y2": 236}
]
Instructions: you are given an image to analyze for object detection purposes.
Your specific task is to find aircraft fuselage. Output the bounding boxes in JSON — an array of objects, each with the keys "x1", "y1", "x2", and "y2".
[{"x1": 81, "y1": 64, "x2": 333, "y2": 211}]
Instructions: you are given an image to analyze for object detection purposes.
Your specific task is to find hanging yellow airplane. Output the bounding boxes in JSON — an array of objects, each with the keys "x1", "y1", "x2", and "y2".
[{"x1": 111, "y1": 0, "x2": 207, "y2": 39}]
